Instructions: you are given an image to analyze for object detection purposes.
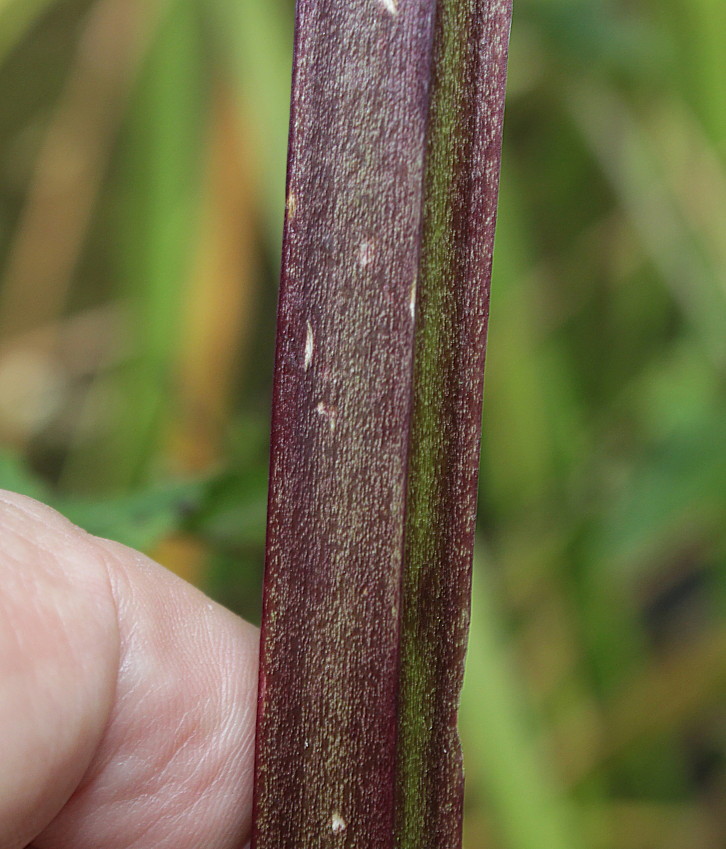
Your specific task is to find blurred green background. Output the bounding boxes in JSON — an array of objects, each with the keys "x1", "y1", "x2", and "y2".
[{"x1": 1, "y1": 0, "x2": 725, "y2": 847}]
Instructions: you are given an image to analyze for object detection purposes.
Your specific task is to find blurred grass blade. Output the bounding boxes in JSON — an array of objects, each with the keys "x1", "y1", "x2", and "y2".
[
  {"x1": 0, "y1": 0, "x2": 159, "y2": 341},
  {"x1": 207, "y1": 0, "x2": 293, "y2": 249},
  {"x1": 567, "y1": 82, "x2": 726, "y2": 366},
  {"x1": 461, "y1": 552, "x2": 586, "y2": 849},
  {"x1": 0, "y1": 0, "x2": 55, "y2": 65},
  {"x1": 101, "y1": 0, "x2": 204, "y2": 490},
  {"x1": 253, "y1": 1, "x2": 511, "y2": 847},
  {"x1": 172, "y1": 87, "x2": 259, "y2": 471}
]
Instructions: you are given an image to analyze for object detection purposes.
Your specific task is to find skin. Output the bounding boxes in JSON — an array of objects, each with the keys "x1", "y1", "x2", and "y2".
[{"x1": 0, "y1": 490, "x2": 258, "y2": 849}]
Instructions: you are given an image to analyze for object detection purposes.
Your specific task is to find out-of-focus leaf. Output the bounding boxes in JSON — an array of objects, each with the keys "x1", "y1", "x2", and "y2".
[
  {"x1": 61, "y1": 478, "x2": 208, "y2": 551},
  {"x1": 188, "y1": 468, "x2": 268, "y2": 548},
  {"x1": 0, "y1": 450, "x2": 49, "y2": 501},
  {"x1": 518, "y1": 0, "x2": 666, "y2": 77},
  {"x1": 0, "y1": 0, "x2": 56, "y2": 65}
]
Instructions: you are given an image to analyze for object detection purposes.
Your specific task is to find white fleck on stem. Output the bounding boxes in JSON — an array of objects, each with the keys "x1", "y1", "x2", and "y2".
[
  {"x1": 316, "y1": 401, "x2": 338, "y2": 431},
  {"x1": 331, "y1": 812, "x2": 347, "y2": 834},
  {"x1": 358, "y1": 239, "x2": 376, "y2": 267},
  {"x1": 409, "y1": 278, "x2": 417, "y2": 320},
  {"x1": 304, "y1": 321, "x2": 314, "y2": 370},
  {"x1": 286, "y1": 192, "x2": 297, "y2": 219},
  {"x1": 379, "y1": 0, "x2": 398, "y2": 14}
]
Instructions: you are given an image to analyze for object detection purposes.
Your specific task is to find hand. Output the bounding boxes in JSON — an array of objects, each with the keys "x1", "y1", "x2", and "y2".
[{"x1": 0, "y1": 491, "x2": 258, "y2": 849}]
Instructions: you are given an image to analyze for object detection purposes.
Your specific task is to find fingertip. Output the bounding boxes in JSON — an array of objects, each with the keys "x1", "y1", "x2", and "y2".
[
  {"x1": 0, "y1": 492, "x2": 260, "y2": 849},
  {"x1": 0, "y1": 492, "x2": 120, "y2": 848},
  {"x1": 39, "y1": 535, "x2": 259, "y2": 849}
]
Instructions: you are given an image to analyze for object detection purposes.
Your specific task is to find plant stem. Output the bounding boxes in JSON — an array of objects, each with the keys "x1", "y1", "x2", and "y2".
[{"x1": 253, "y1": 1, "x2": 511, "y2": 846}]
